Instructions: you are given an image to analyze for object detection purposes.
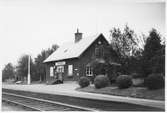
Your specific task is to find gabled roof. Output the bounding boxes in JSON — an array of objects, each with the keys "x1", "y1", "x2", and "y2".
[{"x1": 44, "y1": 33, "x2": 106, "y2": 63}]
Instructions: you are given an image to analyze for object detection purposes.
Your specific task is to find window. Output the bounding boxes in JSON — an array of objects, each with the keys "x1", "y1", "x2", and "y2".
[
  {"x1": 95, "y1": 45, "x2": 104, "y2": 58},
  {"x1": 68, "y1": 65, "x2": 73, "y2": 76},
  {"x1": 50, "y1": 67, "x2": 54, "y2": 77},
  {"x1": 56, "y1": 66, "x2": 64, "y2": 73},
  {"x1": 86, "y1": 66, "x2": 93, "y2": 76},
  {"x1": 95, "y1": 47, "x2": 100, "y2": 58}
]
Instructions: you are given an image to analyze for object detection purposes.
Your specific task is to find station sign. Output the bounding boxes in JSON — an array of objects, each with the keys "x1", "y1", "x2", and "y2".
[{"x1": 55, "y1": 61, "x2": 66, "y2": 66}]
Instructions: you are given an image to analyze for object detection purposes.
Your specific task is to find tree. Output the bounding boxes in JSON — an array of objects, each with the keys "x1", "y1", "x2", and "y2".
[
  {"x1": 34, "y1": 44, "x2": 59, "y2": 81},
  {"x1": 2, "y1": 63, "x2": 15, "y2": 82},
  {"x1": 143, "y1": 29, "x2": 162, "y2": 60},
  {"x1": 148, "y1": 44, "x2": 165, "y2": 75},
  {"x1": 45, "y1": 44, "x2": 59, "y2": 58},
  {"x1": 16, "y1": 54, "x2": 34, "y2": 81},
  {"x1": 141, "y1": 29, "x2": 164, "y2": 77},
  {"x1": 15, "y1": 44, "x2": 59, "y2": 82},
  {"x1": 34, "y1": 50, "x2": 47, "y2": 81},
  {"x1": 109, "y1": 25, "x2": 144, "y2": 74},
  {"x1": 110, "y1": 25, "x2": 141, "y2": 59}
]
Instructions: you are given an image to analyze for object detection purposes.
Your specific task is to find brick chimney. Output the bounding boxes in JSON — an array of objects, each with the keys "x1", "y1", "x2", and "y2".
[{"x1": 75, "y1": 28, "x2": 82, "y2": 43}]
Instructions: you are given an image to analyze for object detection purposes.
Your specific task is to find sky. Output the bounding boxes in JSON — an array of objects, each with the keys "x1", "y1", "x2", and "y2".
[{"x1": 0, "y1": 0, "x2": 165, "y2": 69}]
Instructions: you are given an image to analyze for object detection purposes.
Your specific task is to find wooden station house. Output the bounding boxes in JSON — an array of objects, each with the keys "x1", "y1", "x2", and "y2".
[{"x1": 44, "y1": 29, "x2": 109, "y2": 84}]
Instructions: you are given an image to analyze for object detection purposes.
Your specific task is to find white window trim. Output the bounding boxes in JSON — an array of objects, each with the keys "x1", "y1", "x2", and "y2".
[
  {"x1": 50, "y1": 67, "x2": 54, "y2": 77},
  {"x1": 86, "y1": 66, "x2": 93, "y2": 76},
  {"x1": 56, "y1": 66, "x2": 64, "y2": 73},
  {"x1": 68, "y1": 65, "x2": 73, "y2": 76}
]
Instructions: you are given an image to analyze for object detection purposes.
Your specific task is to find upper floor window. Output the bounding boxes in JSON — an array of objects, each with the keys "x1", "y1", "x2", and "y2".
[{"x1": 95, "y1": 45, "x2": 104, "y2": 58}]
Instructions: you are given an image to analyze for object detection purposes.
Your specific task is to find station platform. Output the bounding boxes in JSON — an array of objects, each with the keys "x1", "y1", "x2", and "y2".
[{"x1": 2, "y1": 81, "x2": 165, "y2": 110}]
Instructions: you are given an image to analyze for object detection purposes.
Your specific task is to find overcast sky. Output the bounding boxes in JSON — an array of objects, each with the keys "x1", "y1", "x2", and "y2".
[{"x1": 0, "y1": 0, "x2": 165, "y2": 69}]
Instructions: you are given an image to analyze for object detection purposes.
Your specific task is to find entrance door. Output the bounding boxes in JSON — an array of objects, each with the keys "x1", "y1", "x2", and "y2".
[
  {"x1": 56, "y1": 66, "x2": 64, "y2": 82},
  {"x1": 86, "y1": 66, "x2": 93, "y2": 83}
]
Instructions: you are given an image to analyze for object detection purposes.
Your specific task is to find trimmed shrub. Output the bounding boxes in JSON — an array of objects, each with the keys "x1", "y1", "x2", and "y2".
[
  {"x1": 78, "y1": 76, "x2": 90, "y2": 88},
  {"x1": 116, "y1": 75, "x2": 132, "y2": 89},
  {"x1": 144, "y1": 73, "x2": 164, "y2": 90},
  {"x1": 94, "y1": 75, "x2": 110, "y2": 89}
]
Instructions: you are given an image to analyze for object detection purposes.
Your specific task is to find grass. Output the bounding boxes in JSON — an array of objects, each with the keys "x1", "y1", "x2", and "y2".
[{"x1": 76, "y1": 85, "x2": 165, "y2": 101}]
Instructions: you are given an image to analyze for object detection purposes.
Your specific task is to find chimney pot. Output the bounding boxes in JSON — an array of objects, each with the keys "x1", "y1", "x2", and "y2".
[{"x1": 75, "y1": 29, "x2": 82, "y2": 43}]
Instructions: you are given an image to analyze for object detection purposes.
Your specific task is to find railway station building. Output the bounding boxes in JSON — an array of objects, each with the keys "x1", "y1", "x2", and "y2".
[{"x1": 44, "y1": 29, "x2": 109, "y2": 84}]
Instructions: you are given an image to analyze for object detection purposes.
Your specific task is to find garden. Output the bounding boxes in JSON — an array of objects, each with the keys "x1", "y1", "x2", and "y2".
[
  {"x1": 77, "y1": 74, "x2": 164, "y2": 100},
  {"x1": 77, "y1": 28, "x2": 165, "y2": 101}
]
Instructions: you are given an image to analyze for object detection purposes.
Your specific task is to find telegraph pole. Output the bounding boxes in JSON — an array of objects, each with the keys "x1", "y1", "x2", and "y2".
[{"x1": 27, "y1": 55, "x2": 31, "y2": 85}]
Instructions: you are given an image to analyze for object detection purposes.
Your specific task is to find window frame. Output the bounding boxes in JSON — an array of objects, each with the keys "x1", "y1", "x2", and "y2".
[
  {"x1": 50, "y1": 66, "x2": 54, "y2": 77},
  {"x1": 86, "y1": 66, "x2": 93, "y2": 76},
  {"x1": 68, "y1": 65, "x2": 73, "y2": 76},
  {"x1": 56, "y1": 66, "x2": 64, "y2": 73}
]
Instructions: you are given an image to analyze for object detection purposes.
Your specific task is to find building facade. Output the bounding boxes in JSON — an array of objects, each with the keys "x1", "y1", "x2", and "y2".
[{"x1": 44, "y1": 30, "x2": 109, "y2": 84}]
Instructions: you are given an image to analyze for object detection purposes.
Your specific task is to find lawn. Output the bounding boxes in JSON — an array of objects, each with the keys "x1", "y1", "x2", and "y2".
[{"x1": 76, "y1": 85, "x2": 165, "y2": 101}]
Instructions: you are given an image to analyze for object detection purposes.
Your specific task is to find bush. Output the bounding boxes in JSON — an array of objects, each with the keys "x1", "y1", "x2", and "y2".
[
  {"x1": 116, "y1": 75, "x2": 132, "y2": 89},
  {"x1": 78, "y1": 76, "x2": 90, "y2": 88},
  {"x1": 144, "y1": 73, "x2": 164, "y2": 90},
  {"x1": 94, "y1": 75, "x2": 110, "y2": 89}
]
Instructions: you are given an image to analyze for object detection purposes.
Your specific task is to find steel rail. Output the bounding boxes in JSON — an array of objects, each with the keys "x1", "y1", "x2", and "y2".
[
  {"x1": 2, "y1": 92, "x2": 99, "y2": 111},
  {"x1": 2, "y1": 98, "x2": 41, "y2": 111}
]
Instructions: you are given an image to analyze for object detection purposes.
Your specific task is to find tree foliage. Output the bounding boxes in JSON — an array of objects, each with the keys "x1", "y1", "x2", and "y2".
[
  {"x1": 14, "y1": 44, "x2": 59, "y2": 82},
  {"x1": 16, "y1": 54, "x2": 34, "y2": 81},
  {"x1": 109, "y1": 26, "x2": 164, "y2": 78},
  {"x1": 110, "y1": 25, "x2": 142, "y2": 59},
  {"x1": 141, "y1": 29, "x2": 164, "y2": 77},
  {"x1": 143, "y1": 29, "x2": 162, "y2": 60},
  {"x1": 109, "y1": 25, "x2": 143, "y2": 74},
  {"x1": 34, "y1": 44, "x2": 59, "y2": 81},
  {"x1": 2, "y1": 63, "x2": 15, "y2": 81}
]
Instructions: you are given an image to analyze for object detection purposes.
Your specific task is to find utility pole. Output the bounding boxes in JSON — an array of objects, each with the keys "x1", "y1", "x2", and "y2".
[{"x1": 27, "y1": 55, "x2": 31, "y2": 85}]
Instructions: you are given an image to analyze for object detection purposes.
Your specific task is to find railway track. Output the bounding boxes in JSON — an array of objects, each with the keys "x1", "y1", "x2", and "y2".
[
  {"x1": 2, "y1": 89, "x2": 164, "y2": 111},
  {"x1": 2, "y1": 92, "x2": 98, "y2": 111}
]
